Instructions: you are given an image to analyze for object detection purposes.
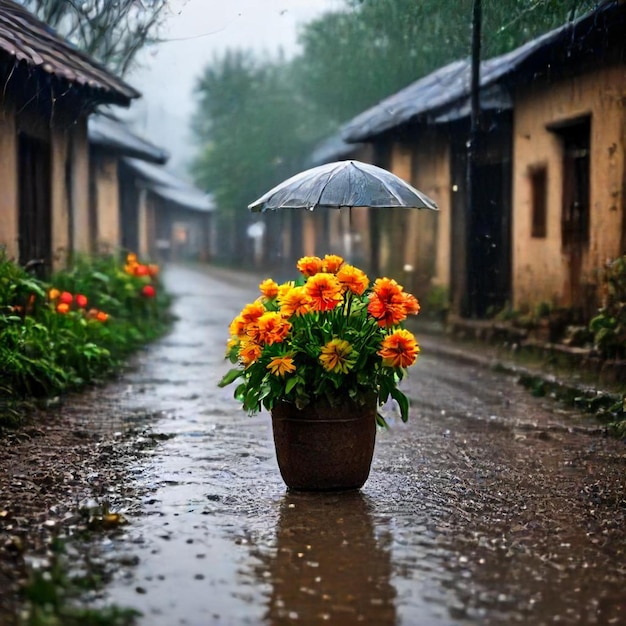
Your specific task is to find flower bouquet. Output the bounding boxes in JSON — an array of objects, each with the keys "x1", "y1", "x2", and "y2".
[{"x1": 219, "y1": 254, "x2": 421, "y2": 428}]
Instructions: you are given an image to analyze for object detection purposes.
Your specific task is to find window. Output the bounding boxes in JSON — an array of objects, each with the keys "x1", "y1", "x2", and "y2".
[{"x1": 530, "y1": 166, "x2": 547, "y2": 238}]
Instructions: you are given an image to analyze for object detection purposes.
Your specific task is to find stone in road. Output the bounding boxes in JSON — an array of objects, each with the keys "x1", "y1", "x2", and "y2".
[{"x1": 101, "y1": 264, "x2": 625, "y2": 626}]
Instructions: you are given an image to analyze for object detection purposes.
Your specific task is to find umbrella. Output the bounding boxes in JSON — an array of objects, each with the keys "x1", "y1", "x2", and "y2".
[{"x1": 248, "y1": 160, "x2": 438, "y2": 212}]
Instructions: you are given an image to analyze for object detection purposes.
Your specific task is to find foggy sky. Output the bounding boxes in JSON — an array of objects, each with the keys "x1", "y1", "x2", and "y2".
[{"x1": 124, "y1": 0, "x2": 343, "y2": 175}]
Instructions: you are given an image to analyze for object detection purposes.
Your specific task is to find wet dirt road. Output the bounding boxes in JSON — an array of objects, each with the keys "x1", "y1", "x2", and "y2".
[{"x1": 99, "y1": 264, "x2": 625, "y2": 626}]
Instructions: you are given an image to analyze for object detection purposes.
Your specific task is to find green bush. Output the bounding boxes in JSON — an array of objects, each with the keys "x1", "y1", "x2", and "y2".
[
  {"x1": 0, "y1": 251, "x2": 172, "y2": 417},
  {"x1": 589, "y1": 255, "x2": 626, "y2": 359}
]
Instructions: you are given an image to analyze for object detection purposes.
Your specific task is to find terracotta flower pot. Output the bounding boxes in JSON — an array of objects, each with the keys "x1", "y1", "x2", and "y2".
[{"x1": 271, "y1": 394, "x2": 377, "y2": 491}]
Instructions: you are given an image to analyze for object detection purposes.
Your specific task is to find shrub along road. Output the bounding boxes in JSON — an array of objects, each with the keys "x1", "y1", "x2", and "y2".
[{"x1": 2, "y1": 263, "x2": 625, "y2": 625}]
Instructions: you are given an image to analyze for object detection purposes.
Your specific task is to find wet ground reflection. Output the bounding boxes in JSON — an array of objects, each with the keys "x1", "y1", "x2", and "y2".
[{"x1": 253, "y1": 492, "x2": 395, "y2": 625}]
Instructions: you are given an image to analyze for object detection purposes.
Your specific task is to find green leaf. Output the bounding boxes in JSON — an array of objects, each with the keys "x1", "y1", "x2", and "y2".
[
  {"x1": 285, "y1": 376, "x2": 298, "y2": 394},
  {"x1": 218, "y1": 368, "x2": 243, "y2": 387},
  {"x1": 390, "y1": 386, "x2": 410, "y2": 422}
]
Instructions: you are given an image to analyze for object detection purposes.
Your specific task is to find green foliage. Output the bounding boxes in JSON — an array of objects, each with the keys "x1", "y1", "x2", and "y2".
[
  {"x1": 0, "y1": 252, "x2": 171, "y2": 423},
  {"x1": 193, "y1": 51, "x2": 325, "y2": 221},
  {"x1": 190, "y1": 51, "x2": 331, "y2": 262},
  {"x1": 589, "y1": 255, "x2": 626, "y2": 359},
  {"x1": 425, "y1": 285, "x2": 450, "y2": 320}
]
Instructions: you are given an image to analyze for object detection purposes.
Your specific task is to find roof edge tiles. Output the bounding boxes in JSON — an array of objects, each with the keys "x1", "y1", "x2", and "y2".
[
  {"x1": 342, "y1": 0, "x2": 623, "y2": 143},
  {"x1": 0, "y1": 0, "x2": 139, "y2": 106},
  {"x1": 88, "y1": 115, "x2": 169, "y2": 164}
]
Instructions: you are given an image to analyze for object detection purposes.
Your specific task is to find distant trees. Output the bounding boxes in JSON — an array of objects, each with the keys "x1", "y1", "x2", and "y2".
[
  {"x1": 190, "y1": 50, "x2": 329, "y2": 263},
  {"x1": 19, "y1": 0, "x2": 168, "y2": 76}
]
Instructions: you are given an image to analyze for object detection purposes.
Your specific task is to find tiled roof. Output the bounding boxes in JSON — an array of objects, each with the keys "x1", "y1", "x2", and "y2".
[
  {"x1": 343, "y1": 0, "x2": 624, "y2": 142},
  {"x1": 122, "y1": 158, "x2": 215, "y2": 213},
  {"x1": 0, "y1": 0, "x2": 139, "y2": 106},
  {"x1": 89, "y1": 115, "x2": 168, "y2": 164}
]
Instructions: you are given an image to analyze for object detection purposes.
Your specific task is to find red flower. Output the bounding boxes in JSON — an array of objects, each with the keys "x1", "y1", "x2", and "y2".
[
  {"x1": 75, "y1": 294, "x2": 88, "y2": 308},
  {"x1": 141, "y1": 285, "x2": 156, "y2": 298},
  {"x1": 134, "y1": 264, "x2": 149, "y2": 277},
  {"x1": 59, "y1": 291, "x2": 73, "y2": 305}
]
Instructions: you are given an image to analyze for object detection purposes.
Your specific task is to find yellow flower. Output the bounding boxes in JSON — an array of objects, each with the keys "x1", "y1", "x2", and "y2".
[
  {"x1": 322, "y1": 254, "x2": 344, "y2": 273},
  {"x1": 48, "y1": 288, "x2": 60, "y2": 301},
  {"x1": 319, "y1": 338, "x2": 356, "y2": 374},
  {"x1": 259, "y1": 278, "x2": 279, "y2": 299},
  {"x1": 337, "y1": 264, "x2": 369, "y2": 295},
  {"x1": 229, "y1": 315, "x2": 246, "y2": 337},
  {"x1": 267, "y1": 355, "x2": 296, "y2": 377}
]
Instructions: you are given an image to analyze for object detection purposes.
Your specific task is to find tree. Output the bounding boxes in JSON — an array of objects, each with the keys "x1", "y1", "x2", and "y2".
[
  {"x1": 19, "y1": 0, "x2": 168, "y2": 76},
  {"x1": 190, "y1": 50, "x2": 330, "y2": 265}
]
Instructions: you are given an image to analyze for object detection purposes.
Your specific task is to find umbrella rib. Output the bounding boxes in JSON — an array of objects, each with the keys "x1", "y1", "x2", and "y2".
[
  {"x1": 312, "y1": 162, "x2": 348, "y2": 207},
  {"x1": 365, "y1": 168, "x2": 406, "y2": 205}
]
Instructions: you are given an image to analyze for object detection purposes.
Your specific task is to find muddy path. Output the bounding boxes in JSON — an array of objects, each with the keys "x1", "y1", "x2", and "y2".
[{"x1": 92, "y1": 264, "x2": 625, "y2": 626}]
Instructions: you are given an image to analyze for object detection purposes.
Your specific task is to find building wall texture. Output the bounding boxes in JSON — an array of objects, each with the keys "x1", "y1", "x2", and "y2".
[
  {"x1": 0, "y1": 105, "x2": 18, "y2": 261},
  {"x1": 92, "y1": 153, "x2": 121, "y2": 252},
  {"x1": 513, "y1": 64, "x2": 625, "y2": 311}
]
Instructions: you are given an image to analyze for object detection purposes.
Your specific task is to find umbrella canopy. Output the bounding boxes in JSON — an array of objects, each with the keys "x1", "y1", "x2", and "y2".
[{"x1": 248, "y1": 160, "x2": 438, "y2": 212}]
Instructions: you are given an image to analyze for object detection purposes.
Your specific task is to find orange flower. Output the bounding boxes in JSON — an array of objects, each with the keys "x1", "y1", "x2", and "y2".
[
  {"x1": 126, "y1": 253, "x2": 138, "y2": 264},
  {"x1": 56, "y1": 303, "x2": 70, "y2": 314},
  {"x1": 96, "y1": 311, "x2": 109, "y2": 323},
  {"x1": 148, "y1": 264, "x2": 160, "y2": 277},
  {"x1": 256, "y1": 312, "x2": 291, "y2": 345},
  {"x1": 239, "y1": 340, "x2": 263, "y2": 366},
  {"x1": 278, "y1": 286, "x2": 312, "y2": 317},
  {"x1": 372, "y1": 277, "x2": 403, "y2": 300},
  {"x1": 402, "y1": 292, "x2": 420, "y2": 315},
  {"x1": 240, "y1": 302, "x2": 265, "y2": 324},
  {"x1": 277, "y1": 281, "x2": 294, "y2": 301},
  {"x1": 378, "y1": 329, "x2": 420, "y2": 368},
  {"x1": 297, "y1": 256, "x2": 324, "y2": 277},
  {"x1": 368, "y1": 292, "x2": 407, "y2": 327},
  {"x1": 229, "y1": 315, "x2": 246, "y2": 337},
  {"x1": 259, "y1": 278, "x2": 279, "y2": 299},
  {"x1": 322, "y1": 254, "x2": 344, "y2": 274},
  {"x1": 336, "y1": 264, "x2": 369, "y2": 295},
  {"x1": 48, "y1": 288, "x2": 60, "y2": 301},
  {"x1": 267, "y1": 355, "x2": 296, "y2": 377},
  {"x1": 368, "y1": 278, "x2": 408, "y2": 327},
  {"x1": 305, "y1": 273, "x2": 343, "y2": 312}
]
